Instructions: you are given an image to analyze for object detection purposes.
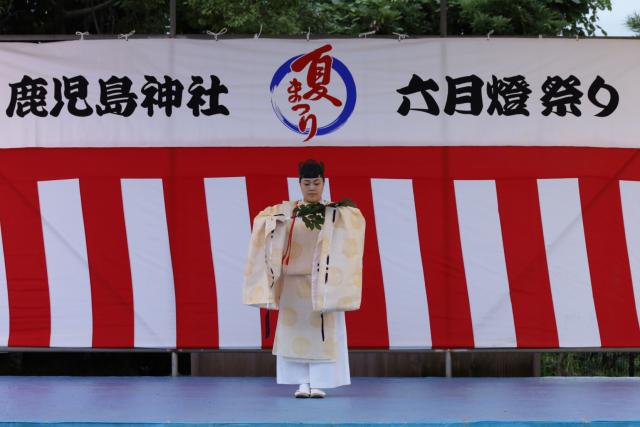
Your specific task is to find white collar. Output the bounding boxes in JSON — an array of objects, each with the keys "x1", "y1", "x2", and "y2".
[{"x1": 299, "y1": 199, "x2": 327, "y2": 205}]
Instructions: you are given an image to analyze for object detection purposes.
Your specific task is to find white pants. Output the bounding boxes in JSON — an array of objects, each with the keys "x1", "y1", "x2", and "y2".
[{"x1": 276, "y1": 311, "x2": 350, "y2": 388}]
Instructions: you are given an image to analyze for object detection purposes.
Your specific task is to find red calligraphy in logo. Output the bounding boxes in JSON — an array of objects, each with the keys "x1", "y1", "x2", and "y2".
[
  {"x1": 287, "y1": 77, "x2": 317, "y2": 141},
  {"x1": 285, "y1": 44, "x2": 343, "y2": 142},
  {"x1": 291, "y1": 44, "x2": 343, "y2": 107},
  {"x1": 271, "y1": 42, "x2": 356, "y2": 142}
]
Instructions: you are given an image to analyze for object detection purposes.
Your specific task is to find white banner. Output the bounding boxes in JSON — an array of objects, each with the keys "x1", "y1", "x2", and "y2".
[{"x1": 0, "y1": 38, "x2": 635, "y2": 148}]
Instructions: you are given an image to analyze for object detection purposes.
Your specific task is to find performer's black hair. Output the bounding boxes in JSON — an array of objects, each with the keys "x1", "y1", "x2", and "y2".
[{"x1": 298, "y1": 159, "x2": 325, "y2": 182}]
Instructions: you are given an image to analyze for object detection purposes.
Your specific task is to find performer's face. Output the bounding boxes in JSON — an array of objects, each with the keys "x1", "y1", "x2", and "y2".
[{"x1": 300, "y1": 176, "x2": 324, "y2": 203}]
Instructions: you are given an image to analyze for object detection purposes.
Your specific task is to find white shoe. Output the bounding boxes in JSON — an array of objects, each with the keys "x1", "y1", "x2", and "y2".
[
  {"x1": 294, "y1": 383, "x2": 310, "y2": 398},
  {"x1": 310, "y1": 388, "x2": 326, "y2": 398}
]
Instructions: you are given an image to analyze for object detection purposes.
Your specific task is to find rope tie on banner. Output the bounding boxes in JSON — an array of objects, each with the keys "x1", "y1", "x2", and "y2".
[
  {"x1": 486, "y1": 29, "x2": 494, "y2": 40},
  {"x1": 75, "y1": 31, "x2": 89, "y2": 41},
  {"x1": 306, "y1": 27, "x2": 311, "y2": 41},
  {"x1": 206, "y1": 28, "x2": 227, "y2": 41},
  {"x1": 118, "y1": 30, "x2": 135, "y2": 41},
  {"x1": 254, "y1": 24, "x2": 263, "y2": 39},
  {"x1": 358, "y1": 30, "x2": 376, "y2": 39},
  {"x1": 392, "y1": 32, "x2": 408, "y2": 42}
]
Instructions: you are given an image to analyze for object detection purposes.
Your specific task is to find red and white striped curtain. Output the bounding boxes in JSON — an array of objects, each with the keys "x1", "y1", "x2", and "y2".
[{"x1": 0, "y1": 147, "x2": 639, "y2": 349}]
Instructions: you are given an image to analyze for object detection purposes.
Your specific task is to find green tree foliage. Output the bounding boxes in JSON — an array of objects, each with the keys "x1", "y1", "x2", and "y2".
[
  {"x1": 179, "y1": 0, "x2": 611, "y2": 36},
  {"x1": 179, "y1": 0, "x2": 315, "y2": 35},
  {"x1": 543, "y1": 352, "x2": 638, "y2": 377},
  {"x1": 447, "y1": 0, "x2": 611, "y2": 36},
  {"x1": 625, "y1": 11, "x2": 640, "y2": 36},
  {"x1": 178, "y1": 0, "x2": 438, "y2": 36},
  {"x1": 302, "y1": 0, "x2": 439, "y2": 36},
  {"x1": 0, "y1": 0, "x2": 169, "y2": 34},
  {"x1": 0, "y1": 0, "x2": 612, "y2": 36}
]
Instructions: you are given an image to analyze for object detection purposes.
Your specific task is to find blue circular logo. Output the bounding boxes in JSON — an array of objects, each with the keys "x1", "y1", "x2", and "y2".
[{"x1": 270, "y1": 48, "x2": 356, "y2": 140}]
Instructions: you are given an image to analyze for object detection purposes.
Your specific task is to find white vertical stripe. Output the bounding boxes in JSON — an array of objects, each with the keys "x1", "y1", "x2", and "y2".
[
  {"x1": 537, "y1": 178, "x2": 600, "y2": 347},
  {"x1": 38, "y1": 179, "x2": 93, "y2": 347},
  {"x1": 204, "y1": 177, "x2": 261, "y2": 349},
  {"x1": 0, "y1": 225, "x2": 9, "y2": 347},
  {"x1": 287, "y1": 178, "x2": 332, "y2": 202},
  {"x1": 618, "y1": 181, "x2": 640, "y2": 330},
  {"x1": 121, "y1": 179, "x2": 176, "y2": 348},
  {"x1": 454, "y1": 180, "x2": 517, "y2": 348},
  {"x1": 371, "y1": 179, "x2": 431, "y2": 349}
]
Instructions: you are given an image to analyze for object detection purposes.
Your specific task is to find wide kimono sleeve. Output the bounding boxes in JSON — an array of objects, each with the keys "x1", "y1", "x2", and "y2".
[
  {"x1": 242, "y1": 203, "x2": 290, "y2": 310},
  {"x1": 311, "y1": 205, "x2": 365, "y2": 312}
]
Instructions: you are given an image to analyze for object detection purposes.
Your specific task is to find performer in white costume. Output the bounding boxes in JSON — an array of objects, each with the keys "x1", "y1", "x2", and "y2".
[{"x1": 243, "y1": 159, "x2": 365, "y2": 398}]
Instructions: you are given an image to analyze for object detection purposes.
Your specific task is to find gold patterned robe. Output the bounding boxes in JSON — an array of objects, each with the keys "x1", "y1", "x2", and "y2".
[{"x1": 243, "y1": 200, "x2": 365, "y2": 360}]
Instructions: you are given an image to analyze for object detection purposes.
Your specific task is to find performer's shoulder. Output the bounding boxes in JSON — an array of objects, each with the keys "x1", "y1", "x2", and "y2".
[
  {"x1": 255, "y1": 201, "x2": 296, "y2": 217},
  {"x1": 256, "y1": 204, "x2": 278, "y2": 217},
  {"x1": 345, "y1": 205, "x2": 364, "y2": 218}
]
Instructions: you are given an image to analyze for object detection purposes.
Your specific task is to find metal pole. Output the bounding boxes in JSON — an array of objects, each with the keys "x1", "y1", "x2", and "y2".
[
  {"x1": 169, "y1": 0, "x2": 177, "y2": 37},
  {"x1": 445, "y1": 350, "x2": 452, "y2": 377},
  {"x1": 171, "y1": 351, "x2": 179, "y2": 377},
  {"x1": 440, "y1": 0, "x2": 448, "y2": 37}
]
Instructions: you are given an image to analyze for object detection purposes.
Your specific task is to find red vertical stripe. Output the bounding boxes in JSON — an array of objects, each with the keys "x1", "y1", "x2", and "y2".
[
  {"x1": 0, "y1": 180, "x2": 50, "y2": 347},
  {"x1": 580, "y1": 177, "x2": 640, "y2": 347},
  {"x1": 245, "y1": 175, "x2": 289, "y2": 349},
  {"x1": 495, "y1": 179, "x2": 559, "y2": 348},
  {"x1": 330, "y1": 178, "x2": 390, "y2": 349},
  {"x1": 413, "y1": 179, "x2": 474, "y2": 348},
  {"x1": 80, "y1": 179, "x2": 135, "y2": 348},
  {"x1": 164, "y1": 178, "x2": 219, "y2": 348}
]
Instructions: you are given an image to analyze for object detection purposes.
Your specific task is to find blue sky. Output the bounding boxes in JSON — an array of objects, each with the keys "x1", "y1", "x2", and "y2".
[{"x1": 597, "y1": 0, "x2": 637, "y2": 36}]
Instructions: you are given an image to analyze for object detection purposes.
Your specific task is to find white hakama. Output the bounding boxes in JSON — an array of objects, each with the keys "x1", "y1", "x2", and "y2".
[{"x1": 276, "y1": 311, "x2": 350, "y2": 388}]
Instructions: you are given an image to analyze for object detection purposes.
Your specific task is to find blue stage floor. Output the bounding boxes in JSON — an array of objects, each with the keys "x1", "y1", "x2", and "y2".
[{"x1": 0, "y1": 376, "x2": 639, "y2": 426}]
